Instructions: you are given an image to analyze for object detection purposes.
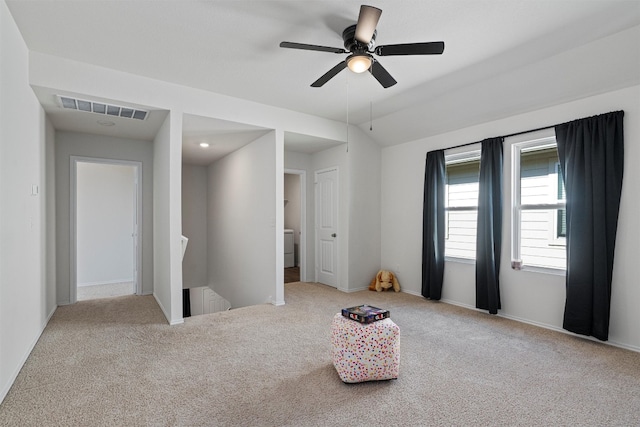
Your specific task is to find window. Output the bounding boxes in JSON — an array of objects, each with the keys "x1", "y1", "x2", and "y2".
[
  {"x1": 444, "y1": 148, "x2": 480, "y2": 260},
  {"x1": 511, "y1": 134, "x2": 566, "y2": 271}
]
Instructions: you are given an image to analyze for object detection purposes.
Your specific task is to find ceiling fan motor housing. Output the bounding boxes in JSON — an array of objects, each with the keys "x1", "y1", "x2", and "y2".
[{"x1": 342, "y1": 24, "x2": 376, "y2": 53}]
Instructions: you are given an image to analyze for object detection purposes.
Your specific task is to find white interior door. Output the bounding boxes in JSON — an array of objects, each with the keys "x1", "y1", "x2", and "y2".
[{"x1": 315, "y1": 168, "x2": 338, "y2": 287}]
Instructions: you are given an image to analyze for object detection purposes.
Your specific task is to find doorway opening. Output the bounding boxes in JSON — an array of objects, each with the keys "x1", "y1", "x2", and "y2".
[
  {"x1": 70, "y1": 157, "x2": 142, "y2": 302},
  {"x1": 284, "y1": 169, "x2": 306, "y2": 283}
]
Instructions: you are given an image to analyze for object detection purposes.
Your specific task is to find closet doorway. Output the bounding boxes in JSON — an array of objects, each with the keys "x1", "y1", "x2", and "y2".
[
  {"x1": 284, "y1": 169, "x2": 306, "y2": 283},
  {"x1": 70, "y1": 157, "x2": 142, "y2": 302}
]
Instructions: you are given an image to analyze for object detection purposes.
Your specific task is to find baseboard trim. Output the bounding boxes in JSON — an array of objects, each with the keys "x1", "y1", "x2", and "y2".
[
  {"x1": 78, "y1": 279, "x2": 134, "y2": 287},
  {"x1": 340, "y1": 286, "x2": 370, "y2": 293},
  {"x1": 0, "y1": 304, "x2": 57, "y2": 404},
  {"x1": 401, "y1": 289, "x2": 422, "y2": 297},
  {"x1": 440, "y1": 298, "x2": 640, "y2": 354}
]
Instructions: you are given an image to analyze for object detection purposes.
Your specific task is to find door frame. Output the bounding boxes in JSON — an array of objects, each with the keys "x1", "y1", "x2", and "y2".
[
  {"x1": 314, "y1": 166, "x2": 339, "y2": 287},
  {"x1": 70, "y1": 156, "x2": 143, "y2": 303},
  {"x1": 284, "y1": 168, "x2": 307, "y2": 281}
]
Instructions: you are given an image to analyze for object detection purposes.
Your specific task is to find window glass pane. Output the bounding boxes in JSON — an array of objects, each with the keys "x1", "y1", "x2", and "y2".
[
  {"x1": 520, "y1": 148, "x2": 558, "y2": 205},
  {"x1": 520, "y1": 208, "x2": 566, "y2": 269},
  {"x1": 557, "y1": 207, "x2": 566, "y2": 238},
  {"x1": 445, "y1": 210, "x2": 478, "y2": 259},
  {"x1": 557, "y1": 166, "x2": 566, "y2": 200}
]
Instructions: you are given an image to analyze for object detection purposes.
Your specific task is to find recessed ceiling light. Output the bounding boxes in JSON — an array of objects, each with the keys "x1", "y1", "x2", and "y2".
[
  {"x1": 97, "y1": 120, "x2": 115, "y2": 126},
  {"x1": 199, "y1": 142, "x2": 210, "y2": 148}
]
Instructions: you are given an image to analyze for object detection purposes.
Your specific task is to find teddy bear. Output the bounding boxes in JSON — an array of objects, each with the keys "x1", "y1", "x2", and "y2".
[{"x1": 368, "y1": 270, "x2": 400, "y2": 292}]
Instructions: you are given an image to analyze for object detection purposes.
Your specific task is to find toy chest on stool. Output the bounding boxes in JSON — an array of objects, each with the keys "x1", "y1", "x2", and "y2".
[{"x1": 331, "y1": 313, "x2": 400, "y2": 383}]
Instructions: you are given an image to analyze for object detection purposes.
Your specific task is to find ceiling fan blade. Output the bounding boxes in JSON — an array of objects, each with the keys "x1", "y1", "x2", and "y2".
[
  {"x1": 355, "y1": 5, "x2": 382, "y2": 44},
  {"x1": 311, "y1": 61, "x2": 348, "y2": 87},
  {"x1": 280, "y1": 41, "x2": 347, "y2": 54},
  {"x1": 375, "y1": 41, "x2": 445, "y2": 56},
  {"x1": 370, "y1": 60, "x2": 397, "y2": 88}
]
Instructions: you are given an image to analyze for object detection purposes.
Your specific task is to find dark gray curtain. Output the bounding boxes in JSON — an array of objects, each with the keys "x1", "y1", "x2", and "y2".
[
  {"x1": 422, "y1": 150, "x2": 445, "y2": 300},
  {"x1": 555, "y1": 111, "x2": 624, "y2": 341},
  {"x1": 475, "y1": 138, "x2": 504, "y2": 314}
]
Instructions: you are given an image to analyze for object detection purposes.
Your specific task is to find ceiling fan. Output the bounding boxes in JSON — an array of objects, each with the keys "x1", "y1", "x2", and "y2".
[{"x1": 279, "y1": 5, "x2": 445, "y2": 88}]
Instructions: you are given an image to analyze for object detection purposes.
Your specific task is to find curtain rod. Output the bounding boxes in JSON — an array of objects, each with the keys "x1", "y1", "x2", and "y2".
[
  {"x1": 501, "y1": 124, "x2": 555, "y2": 140},
  {"x1": 444, "y1": 124, "x2": 555, "y2": 152},
  {"x1": 443, "y1": 110, "x2": 623, "y2": 152}
]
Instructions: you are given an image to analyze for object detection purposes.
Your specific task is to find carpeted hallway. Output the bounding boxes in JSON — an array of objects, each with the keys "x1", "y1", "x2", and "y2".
[{"x1": 1, "y1": 282, "x2": 639, "y2": 426}]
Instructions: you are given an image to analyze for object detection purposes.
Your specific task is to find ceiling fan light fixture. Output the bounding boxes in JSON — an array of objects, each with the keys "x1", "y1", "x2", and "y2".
[{"x1": 346, "y1": 54, "x2": 372, "y2": 73}]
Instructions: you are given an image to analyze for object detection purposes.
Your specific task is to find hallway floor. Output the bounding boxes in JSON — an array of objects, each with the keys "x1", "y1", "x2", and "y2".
[
  {"x1": 77, "y1": 282, "x2": 134, "y2": 301},
  {"x1": 284, "y1": 267, "x2": 299, "y2": 283}
]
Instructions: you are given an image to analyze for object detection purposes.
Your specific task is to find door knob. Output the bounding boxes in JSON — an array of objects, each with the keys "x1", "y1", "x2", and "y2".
[{"x1": 331, "y1": 233, "x2": 337, "y2": 237}]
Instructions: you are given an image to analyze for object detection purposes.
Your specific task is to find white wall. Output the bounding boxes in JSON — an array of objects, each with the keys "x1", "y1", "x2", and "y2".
[
  {"x1": 346, "y1": 127, "x2": 382, "y2": 291},
  {"x1": 381, "y1": 85, "x2": 640, "y2": 351},
  {"x1": 45, "y1": 119, "x2": 56, "y2": 315},
  {"x1": 208, "y1": 131, "x2": 279, "y2": 308},
  {"x1": 153, "y1": 112, "x2": 183, "y2": 325},
  {"x1": 76, "y1": 162, "x2": 135, "y2": 286},
  {"x1": 0, "y1": 0, "x2": 56, "y2": 402},
  {"x1": 54, "y1": 131, "x2": 154, "y2": 302},
  {"x1": 181, "y1": 164, "x2": 208, "y2": 288}
]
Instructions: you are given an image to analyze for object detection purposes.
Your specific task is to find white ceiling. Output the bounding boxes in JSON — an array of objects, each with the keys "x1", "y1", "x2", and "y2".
[
  {"x1": 7, "y1": 0, "x2": 640, "y2": 162},
  {"x1": 182, "y1": 115, "x2": 271, "y2": 166}
]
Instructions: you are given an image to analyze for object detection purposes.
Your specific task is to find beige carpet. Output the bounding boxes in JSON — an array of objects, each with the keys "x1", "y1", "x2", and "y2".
[{"x1": 1, "y1": 282, "x2": 639, "y2": 426}]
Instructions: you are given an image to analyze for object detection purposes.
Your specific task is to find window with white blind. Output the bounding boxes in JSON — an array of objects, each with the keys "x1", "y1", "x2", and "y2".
[{"x1": 444, "y1": 149, "x2": 480, "y2": 261}]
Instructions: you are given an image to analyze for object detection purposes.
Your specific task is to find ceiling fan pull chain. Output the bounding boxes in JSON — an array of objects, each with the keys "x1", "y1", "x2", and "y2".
[{"x1": 346, "y1": 72, "x2": 350, "y2": 153}]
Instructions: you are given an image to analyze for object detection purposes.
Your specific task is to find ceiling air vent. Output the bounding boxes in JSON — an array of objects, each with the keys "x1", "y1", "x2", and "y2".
[{"x1": 57, "y1": 96, "x2": 148, "y2": 121}]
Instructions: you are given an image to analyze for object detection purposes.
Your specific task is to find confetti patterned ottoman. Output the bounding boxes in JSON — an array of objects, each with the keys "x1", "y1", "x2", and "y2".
[{"x1": 331, "y1": 313, "x2": 400, "y2": 383}]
